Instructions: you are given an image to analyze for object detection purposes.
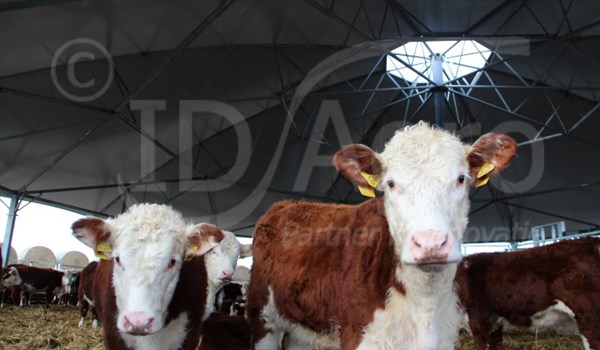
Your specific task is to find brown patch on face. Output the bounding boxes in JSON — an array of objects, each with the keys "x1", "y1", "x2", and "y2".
[
  {"x1": 247, "y1": 198, "x2": 402, "y2": 348},
  {"x1": 187, "y1": 223, "x2": 225, "y2": 259},
  {"x1": 199, "y1": 223, "x2": 225, "y2": 243},
  {"x1": 333, "y1": 144, "x2": 383, "y2": 188},
  {"x1": 468, "y1": 133, "x2": 517, "y2": 179}
]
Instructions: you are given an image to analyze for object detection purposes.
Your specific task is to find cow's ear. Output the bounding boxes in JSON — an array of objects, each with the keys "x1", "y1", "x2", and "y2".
[
  {"x1": 333, "y1": 144, "x2": 383, "y2": 188},
  {"x1": 71, "y1": 217, "x2": 114, "y2": 260},
  {"x1": 240, "y1": 244, "x2": 253, "y2": 258},
  {"x1": 186, "y1": 223, "x2": 225, "y2": 259},
  {"x1": 467, "y1": 133, "x2": 517, "y2": 184}
]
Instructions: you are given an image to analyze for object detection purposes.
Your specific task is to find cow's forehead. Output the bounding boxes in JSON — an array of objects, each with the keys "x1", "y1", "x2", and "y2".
[
  {"x1": 110, "y1": 204, "x2": 188, "y2": 252},
  {"x1": 217, "y1": 231, "x2": 240, "y2": 255},
  {"x1": 379, "y1": 124, "x2": 468, "y2": 180}
]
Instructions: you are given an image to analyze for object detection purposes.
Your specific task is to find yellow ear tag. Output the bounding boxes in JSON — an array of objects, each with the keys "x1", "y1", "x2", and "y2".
[
  {"x1": 95, "y1": 242, "x2": 112, "y2": 260},
  {"x1": 360, "y1": 172, "x2": 380, "y2": 188},
  {"x1": 475, "y1": 176, "x2": 490, "y2": 188},
  {"x1": 477, "y1": 163, "x2": 495, "y2": 179},
  {"x1": 358, "y1": 185, "x2": 376, "y2": 198},
  {"x1": 358, "y1": 172, "x2": 379, "y2": 197},
  {"x1": 185, "y1": 244, "x2": 200, "y2": 261}
]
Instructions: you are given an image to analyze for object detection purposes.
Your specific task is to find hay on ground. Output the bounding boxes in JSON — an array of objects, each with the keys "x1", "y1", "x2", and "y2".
[{"x1": 0, "y1": 307, "x2": 585, "y2": 349}]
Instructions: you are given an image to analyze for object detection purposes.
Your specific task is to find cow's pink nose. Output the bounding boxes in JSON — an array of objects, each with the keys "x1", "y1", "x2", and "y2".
[
  {"x1": 123, "y1": 312, "x2": 155, "y2": 335},
  {"x1": 409, "y1": 230, "x2": 452, "y2": 264},
  {"x1": 220, "y1": 271, "x2": 234, "y2": 281}
]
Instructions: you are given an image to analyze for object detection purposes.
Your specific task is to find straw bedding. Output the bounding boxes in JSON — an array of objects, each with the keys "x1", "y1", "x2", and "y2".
[{"x1": 0, "y1": 306, "x2": 583, "y2": 349}]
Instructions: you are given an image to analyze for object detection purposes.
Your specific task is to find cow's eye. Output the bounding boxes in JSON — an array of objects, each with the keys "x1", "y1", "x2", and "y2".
[
  {"x1": 387, "y1": 180, "x2": 395, "y2": 188},
  {"x1": 114, "y1": 256, "x2": 121, "y2": 265},
  {"x1": 457, "y1": 175, "x2": 466, "y2": 185},
  {"x1": 168, "y1": 259, "x2": 177, "y2": 269}
]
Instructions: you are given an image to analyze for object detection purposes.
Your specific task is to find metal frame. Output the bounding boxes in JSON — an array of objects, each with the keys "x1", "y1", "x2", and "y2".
[{"x1": 2, "y1": 0, "x2": 600, "y2": 242}]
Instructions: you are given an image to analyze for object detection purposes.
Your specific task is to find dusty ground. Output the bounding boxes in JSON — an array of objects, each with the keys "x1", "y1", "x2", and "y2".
[{"x1": 0, "y1": 305, "x2": 584, "y2": 349}]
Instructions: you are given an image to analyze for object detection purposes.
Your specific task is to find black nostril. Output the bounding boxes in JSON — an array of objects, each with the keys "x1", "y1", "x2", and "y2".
[
  {"x1": 145, "y1": 318, "x2": 154, "y2": 331},
  {"x1": 440, "y1": 236, "x2": 448, "y2": 248},
  {"x1": 412, "y1": 237, "x2": 421, "y2": 248}
]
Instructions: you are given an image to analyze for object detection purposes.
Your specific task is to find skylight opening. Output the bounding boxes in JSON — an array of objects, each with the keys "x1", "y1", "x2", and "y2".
[{"x1": 386, "y1": 40, "x2": 492, "y2": 84}]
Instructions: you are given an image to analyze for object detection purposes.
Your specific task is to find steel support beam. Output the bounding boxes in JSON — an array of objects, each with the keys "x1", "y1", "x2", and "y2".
[
  {"x1": 112, "y1": 0, "x2": 237, "y2": 113},
  {"x1": 0, "y1": 86, "x2": 113, "y2": 114},
  {"x1": 431, "y1": 54, "x2": 446, "y2": 127},
  {"x1": 465, "y1": 0, "x2": 517, "y2": 34},
  {"x1": 2, "y1": 195, "x2": 18, "y2": 267},
  {"x1": 0, "y1": 0, "x2": 80, "y2": 12},
  {"x1": 18, "y1": 116, "x2": 113, "y2": 192},
  {"x1": 505, "y1": 202, "x2": 599, "y2": 227},
  {"x1": 448, "y1": 88, "x2": 600, "y2": 149}
]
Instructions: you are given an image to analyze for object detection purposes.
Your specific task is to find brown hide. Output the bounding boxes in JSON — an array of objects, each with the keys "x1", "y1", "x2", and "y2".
[
  {"x1": 246, "y1": 198, "x2": 404, "y2": 349},
  {"x1": 199, "y1": 313, "x2": 251, "y2": 350},
  {"x1": 2, "y1": 264, "x2": 63, "y2": 308},
  {"x1": 455, "y1": 237, "x2": 600, "y2": 350},
  {"x1": 92, "y1": 255, "x2": 211, "y2": 350},
  {"x1": 1, "y1": 285, "x2": 21, "y2": 306},
  {"x1": 78, "y1": 261, "x2": 99, "y2": 327}
]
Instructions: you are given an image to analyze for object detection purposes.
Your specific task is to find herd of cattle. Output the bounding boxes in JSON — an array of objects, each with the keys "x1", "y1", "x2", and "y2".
[{"x1": 1, "y1": 123, "x2": 599, "y2": 350}]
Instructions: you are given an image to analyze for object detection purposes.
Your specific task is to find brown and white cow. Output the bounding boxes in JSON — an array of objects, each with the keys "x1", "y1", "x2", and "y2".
[
  {"x1": 60, "y1": 270, "x2": 80, "y2": 306},
  {"x1": 455, "y1": 237, "x2": 600, "y2": 350},
  {"x1": 1, "y1": 264, "x2": 64, "y2": 308},
  {"x1": 78, "y1": 261, "x2": 99, "y2": 328},
  {"x1": 71, "y1": 203, "x2": 224, "y2": 350},
  {"x1": 203, "y1": 230, "x2": 251, "y2": 320},
  {"x1": 246, "y1": 122, "x2": 517, "y2": 350},
  {"x1": 1, "y1": 285, "x2": 22, "y2": 307}
]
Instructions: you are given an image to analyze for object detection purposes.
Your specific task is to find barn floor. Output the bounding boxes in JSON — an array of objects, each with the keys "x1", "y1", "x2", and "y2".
[{"x1": 0, "y1": 306, "x2": 584, "y2": 349}]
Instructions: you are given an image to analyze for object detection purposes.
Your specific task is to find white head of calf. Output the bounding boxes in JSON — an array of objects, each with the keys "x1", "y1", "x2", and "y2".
[
  {"x1": 1, "y1": 266, "x2": 21, "y2": 287},
  {"x1": 71, "y1": 203, "x2": 224, "y2": 335},
  {"x1": 334, "y1": 122, "x2": 516, "y2": 266},
  {"x1": 205, "y1": 230, "x2": 252, "y2": 289}
]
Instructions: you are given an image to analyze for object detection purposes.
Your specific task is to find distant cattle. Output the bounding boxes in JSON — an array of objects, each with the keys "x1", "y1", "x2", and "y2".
[
  {"x1": 455, "y1": 237, "x2": 600, "y2": 350},
  {"x1": 1, "y1": 264, "x2": 64, "y2": 308},
  {"x1": 60, "y1": 270, "x2": 80, "y2": 306},
  {"x1": 246, "y1": 122, "x2": 516, "y2": 349},
  {"x1": 1, "y1": 285, "x2": 22, "y2": 307},
  {"x1": 78, "y1": 261, "x2": 99, "y2": 328},
  {"x1": 71, "y1": 203, "x2": 224, "y2": 350},
  {"x1": 204, "y1": 230, "x2": 251, "y2": 320},
  {"x1": 215, "y1": 283, "x2": 246, "y2": 316},
  {"x1": 198, "y1": 313, "x2": 251, "y2": 350}
]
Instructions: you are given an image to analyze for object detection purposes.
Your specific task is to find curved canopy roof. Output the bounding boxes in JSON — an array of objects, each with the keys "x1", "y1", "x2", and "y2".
[{"x1": 1, "y1": 0, "x2": 600, "y2": 242}]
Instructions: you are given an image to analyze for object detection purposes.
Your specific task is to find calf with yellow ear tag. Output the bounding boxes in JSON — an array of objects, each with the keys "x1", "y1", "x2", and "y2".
[{"x1": 71, "y1": 204, "x2": 225, "y2": 350}]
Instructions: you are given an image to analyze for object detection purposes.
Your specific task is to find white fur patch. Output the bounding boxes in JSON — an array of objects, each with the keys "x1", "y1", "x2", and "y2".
[
  {"x1": 108, "y1": 204, "x2": 198, "y2": 334},
  {"x1": 377, "y1": 123, "x2": 469, "y2": 265},
  {"x1": 359, "y1": 266, "x2": 461, "y2": 350},
  {"x1": 83, "y1": 293, "x2": 94, "y2": 307},
  {"x1": 500, "y1": 300, "x2": 580, "y2": 335},
  {"x1": 256, "y1": 287, "x2": 339, "y2": 350},
  {"x1": 121, "y1": 312, "x2": 189, "y2": 350}
]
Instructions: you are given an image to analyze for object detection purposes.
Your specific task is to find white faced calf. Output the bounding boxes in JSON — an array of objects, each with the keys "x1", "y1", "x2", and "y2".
[
  {"x1": 205, "y1": 231, "x2": 252, "y2": 288},
  {"x1": 204, "y1": 230, "x2": 251, "y2": 319},
  {"x1": 72, "y1": 204, "x2": 223, "y2": 338}
]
